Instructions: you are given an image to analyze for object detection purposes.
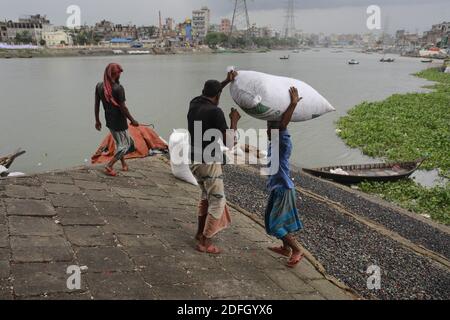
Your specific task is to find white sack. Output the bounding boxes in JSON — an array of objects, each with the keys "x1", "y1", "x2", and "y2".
[
  {"x1": 229, "y1": 69, "x2": 335, "y2": 122},
  {"x1": 169, "y1": 130, "x2": 198, "y2": 186},
  {"x1": 0, "y1": 165, "x2": 7, "y2": 175},
  {"x1": 7, "y1": 172, "x2": 25, "y2": 177}
]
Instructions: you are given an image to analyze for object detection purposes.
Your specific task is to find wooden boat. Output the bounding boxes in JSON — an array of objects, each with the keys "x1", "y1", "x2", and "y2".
[
  {"x1": 302, "y1": 158, "x2": 426, "y2": 185},
  {"x1": 280, "y1": 55, "x2": 290, "y2": 60},
  {"x1": 348, "y1": 59, "x2": 359, "y2": 65},
  {"x1": 380, "y1": 57, "x2": 395, "y2": 62},
  {"x1": 421, "y1": 59, "x2": 433, "y2": 63}
]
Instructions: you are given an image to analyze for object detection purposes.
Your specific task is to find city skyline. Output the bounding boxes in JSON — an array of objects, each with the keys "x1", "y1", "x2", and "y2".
[{"x1": 0, "y1": 0, "x2": 449, "y2": 34}]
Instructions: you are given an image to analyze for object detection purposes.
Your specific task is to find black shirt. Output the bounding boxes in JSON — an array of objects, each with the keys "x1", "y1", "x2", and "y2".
[
  {"x1": 188, "y1": 96, "x2": 229, "y2": 163},
  {"x1": 96, "y1": 82, "x2": 128, "y2": 131}
]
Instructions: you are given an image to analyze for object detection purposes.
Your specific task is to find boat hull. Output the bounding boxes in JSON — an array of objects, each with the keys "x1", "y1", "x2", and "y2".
[{"x1": 302, "y1": 159, "x2": 425, "y2": 185}]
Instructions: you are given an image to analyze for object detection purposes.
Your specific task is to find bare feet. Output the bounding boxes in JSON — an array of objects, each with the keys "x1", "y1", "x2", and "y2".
[
  {"x1": 196, "y1": 236, "x2": 221, "y2": 254},
  {"x1": 287, "y1": 251, "x2": 304, "y2": 268},
  {"x1": 104, "y1": 166, "x2": 117, "y2": 177},
  {"x1": 196, "y1": 243, "x2": 221, "y2": 255},
  {"x1": 268, "y1": 246, "x2": 292, "y2": 258},
  {"x1": 122, "y1": 165, "x2": 129, "y2": 172}
]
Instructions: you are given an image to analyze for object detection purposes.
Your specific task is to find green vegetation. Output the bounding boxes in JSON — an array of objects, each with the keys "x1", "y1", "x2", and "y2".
[
  {"x1": 359, "y1": 180, "x2": 449, "y2": 225},
  {"x1": 205, "y1": 32, "x2": 299, "y2": 49},
  {"x1": 14, "y1": 31, "x2": 33, "y2": 44},
  {"x1": 337, "y1": 68, "x2": 450, "y2": 225}
]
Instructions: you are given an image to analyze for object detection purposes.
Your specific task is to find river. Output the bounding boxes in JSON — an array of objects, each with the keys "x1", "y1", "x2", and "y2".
[{"x1": 0, "y1": 49, "x2": 438, "y2": 178}]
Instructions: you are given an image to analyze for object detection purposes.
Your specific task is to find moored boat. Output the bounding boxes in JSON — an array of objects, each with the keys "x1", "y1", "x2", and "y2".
[{"x1": 302, "y1": 158, "x2": 426, "y2": 185}]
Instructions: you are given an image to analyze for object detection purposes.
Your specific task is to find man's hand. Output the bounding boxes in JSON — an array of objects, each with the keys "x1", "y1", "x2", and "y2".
[
  {"x1": 229, "y1": 108, "x2": 241, "y2": 124},
  {"x1": 289, "y1": 87, "x2": 302, "y2": 107},
  {"x1": 130, "y1": 120, "x2": 139, "y2": 127},
  {"x1": 95, "y1": 121, "x2": 102, "y2": 131},
  {"x1": 226, "y1": 70, "x2": 238, "y2": 82}
]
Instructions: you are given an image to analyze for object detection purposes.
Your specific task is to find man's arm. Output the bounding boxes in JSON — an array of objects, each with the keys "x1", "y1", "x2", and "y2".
[
  {"x1": 118, "y1": 102, "x2": 139, "y2": 127},
  {"x1": 223, "y1": 108, "x2": 241, "y2": 149},
  {"x1": 115, "y1": 85, "x2": 139, "y2": 127},
  {"x1": 221, "y1": 70, "x2": 238, "y2": 89},
  {"x1": 280, "y1": 87, "x2": 302, "y2": 130},
  {"x1": 95, "y1": 87, "x2": 102, "y2": 131}
]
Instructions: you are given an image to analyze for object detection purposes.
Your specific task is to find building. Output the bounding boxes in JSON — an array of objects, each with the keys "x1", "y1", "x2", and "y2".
[
  {"x1": 42, "y1": 28, "x2": 72, "y2": 46},
  {"x1": 5, "y1": 21, "x2": 44, "y2": 43},
  {"x1": 0, "y1": 22, "x2": 7, "y2": 42},
  {"x1": 165, "y1": 18, "x2": 174, "y2": 31},
  {"x1": 192, "y1": 6, "x2": 210, "y2": 40},
  {"x1": 220, "y1": 19, "x2": 231, "y2": 34},
  {"x1": 18, "y1": 14, "x2": 49, "y2": 25},
  {"x1": 395, "y1": 30, "x2": 420, "y2": 48},
  {"x1": 2, "y1": 14, "x2": 51, "y2": 43},
  {"x1": 94, "y1": 20, "x2": 137, "y2": 41},
  {"x1": 421, "y1": 22, "x2": 450, "y2": 47}
]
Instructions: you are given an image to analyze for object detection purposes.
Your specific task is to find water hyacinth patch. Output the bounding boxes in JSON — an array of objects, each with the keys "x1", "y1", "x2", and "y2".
[{"x1": 337, "y1": 68, "x2": 450, "y2": 225}]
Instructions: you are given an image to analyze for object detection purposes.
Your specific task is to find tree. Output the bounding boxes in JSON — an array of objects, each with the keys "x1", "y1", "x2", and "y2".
[
  {"x1": 15, "y1": 31, "x2": 32, "y2": 44},
  {"x1": 205, "y1": 32, "x2": 228, "y2": 48}
]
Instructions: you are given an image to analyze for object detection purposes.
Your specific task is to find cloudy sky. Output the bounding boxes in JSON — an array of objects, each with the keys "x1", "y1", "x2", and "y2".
[{"x1": 1, "y1": 0, "x2": 449, "y2": 34}]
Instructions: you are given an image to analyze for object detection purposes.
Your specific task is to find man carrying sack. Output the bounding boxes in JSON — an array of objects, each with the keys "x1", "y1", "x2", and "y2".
[{"x1": 188, "y1": 71, "x2": 240, "y2": 255}]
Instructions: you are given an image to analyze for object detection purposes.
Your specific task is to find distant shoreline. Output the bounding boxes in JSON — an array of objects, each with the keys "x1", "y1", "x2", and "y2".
[{"x1": 0, "y1": 46, "x2": 216, "y2": 59}]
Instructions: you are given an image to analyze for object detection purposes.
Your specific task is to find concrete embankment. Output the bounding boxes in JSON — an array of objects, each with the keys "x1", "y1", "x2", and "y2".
[{"x1": 0, "y1": 156, "x2": 353, "y2": 300}]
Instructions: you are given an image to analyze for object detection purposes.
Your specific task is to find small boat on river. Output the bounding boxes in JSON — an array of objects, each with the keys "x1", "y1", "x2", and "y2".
[{"x1": 302, "y1": 158, "x2": 426, "y2": 185}]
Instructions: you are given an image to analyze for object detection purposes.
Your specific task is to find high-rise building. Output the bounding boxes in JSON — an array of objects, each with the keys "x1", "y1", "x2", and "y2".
[
  {"x1": 192, "y1": 6, "x2": 210, "y2": 39},
  {"x1": 165, "y1": 18, "x2": 174, "y2": 31},
  {"x1": 220, "y1": 19, "x2": 231, "y2": 34}
]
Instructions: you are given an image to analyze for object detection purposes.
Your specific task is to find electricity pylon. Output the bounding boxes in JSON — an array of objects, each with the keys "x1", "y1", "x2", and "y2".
[
  {"x1": 229, "y1": 0, "x2": 252, "y2": 47},
  {"x1": 284, "y1": 0, "x2": 296, "y2": 39}
]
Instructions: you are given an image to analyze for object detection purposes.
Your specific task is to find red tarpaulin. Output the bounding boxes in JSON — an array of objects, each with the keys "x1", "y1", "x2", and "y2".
[{"x1": 91, "y1": 126, "x2": 168, "y2": 165}]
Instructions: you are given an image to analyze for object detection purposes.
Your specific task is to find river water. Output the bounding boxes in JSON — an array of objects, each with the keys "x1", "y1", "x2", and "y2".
[{"x1": 0, "y1": 49, "x2": 438, "y2": 180}]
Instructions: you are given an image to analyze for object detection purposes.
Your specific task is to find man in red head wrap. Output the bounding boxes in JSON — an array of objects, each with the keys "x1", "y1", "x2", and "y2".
[{"x1": 95, "y1": 63, "x2": 140, "y2": 176}]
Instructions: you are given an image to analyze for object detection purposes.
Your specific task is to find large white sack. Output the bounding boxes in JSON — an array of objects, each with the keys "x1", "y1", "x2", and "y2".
[
  {"x1": 169, "y1": 130, "x2": 198, "y2": 186},
  {"x1": 229, "y1": 69, "x2": 335, "y2": 122}
]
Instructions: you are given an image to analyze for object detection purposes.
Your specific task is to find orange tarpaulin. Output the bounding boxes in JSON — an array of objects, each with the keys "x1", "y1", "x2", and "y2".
[{"x1": 91, "y1": 126, "x2": 168, "y2": 165}]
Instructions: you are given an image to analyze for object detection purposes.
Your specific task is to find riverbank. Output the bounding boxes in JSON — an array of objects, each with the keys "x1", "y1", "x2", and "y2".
[
  {"x1": 0, "y1": 156, "x2": 353, "y2": 300},
  {"x1": 0, "y1": 46, "x2": 214, "y2": 59},
  {"x1": 337, "y1": 68, "x2": 450, "y2": 225}
]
